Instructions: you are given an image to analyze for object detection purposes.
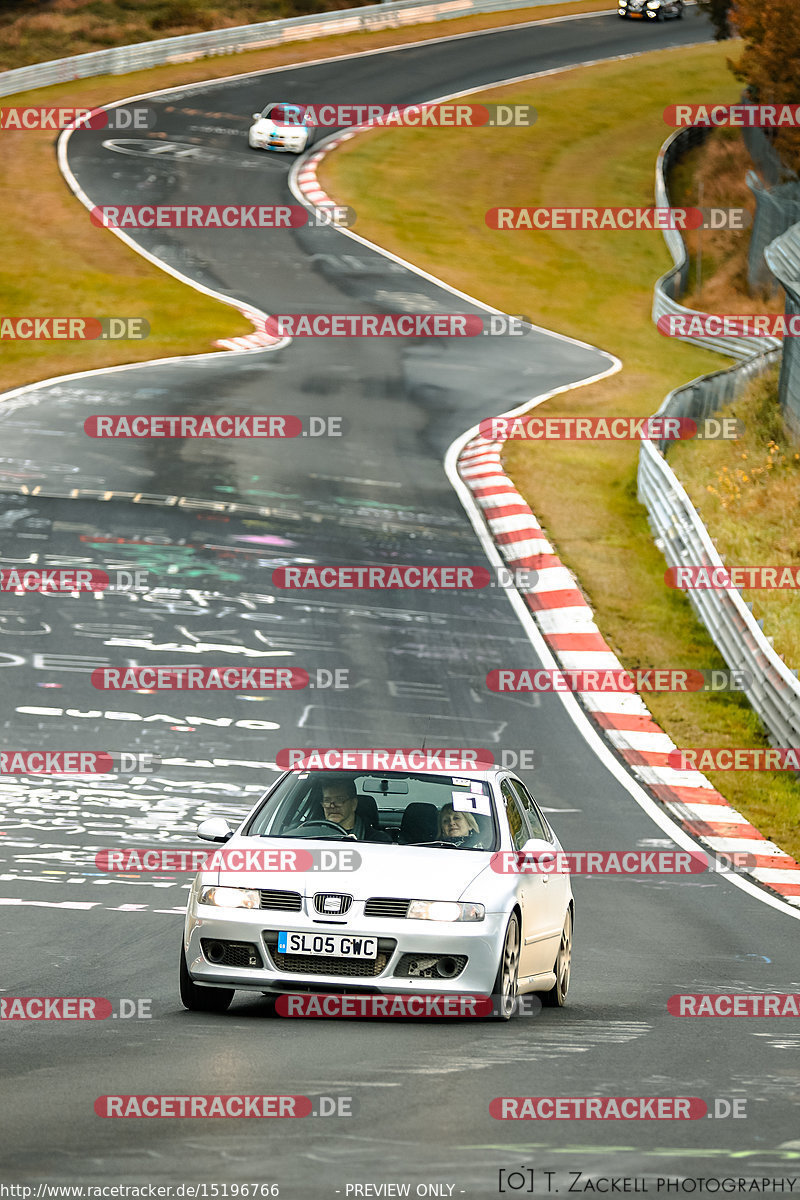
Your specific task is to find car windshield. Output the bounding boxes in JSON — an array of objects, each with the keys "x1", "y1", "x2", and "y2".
[
  {"x1": 244, "y1": 770, "x2": 498, "y2": 850},
  {"x1": 262, "y1": 103, "x2": 305, "y2": 126}
]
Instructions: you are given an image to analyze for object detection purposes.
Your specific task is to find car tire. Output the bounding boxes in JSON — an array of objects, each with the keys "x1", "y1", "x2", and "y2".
[
  {"x1": 491, "y1": 912, "x2": 520, "y2": 1020},
  {"x1": 542, "y1": 908, "x2": 572, "y2": 1007},
  {"x1": 180, "y1": 942, "x2": 235, "y2": 1013}
]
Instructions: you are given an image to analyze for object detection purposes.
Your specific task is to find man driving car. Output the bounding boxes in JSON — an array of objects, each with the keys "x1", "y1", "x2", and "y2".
[{"x1": 319, "y1": 778, "x2": 391, "y2": 843}]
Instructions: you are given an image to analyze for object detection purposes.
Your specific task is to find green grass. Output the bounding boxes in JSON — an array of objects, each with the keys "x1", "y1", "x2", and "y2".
[
  {"x1": 670, "y1": 368, "x2": 800, "y2": 665},
  {"x1": 320, "y1": 40, "x2": 800, "y2": 861}
]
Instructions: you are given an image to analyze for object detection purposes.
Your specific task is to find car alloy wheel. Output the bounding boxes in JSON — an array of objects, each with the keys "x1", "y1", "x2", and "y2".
[
  {"x1": 492, "y1": 912, "x2": 520, "y2": 1020},
  {"x1": 542, "y1": 908, "x2": 572, "y2": 1007}
]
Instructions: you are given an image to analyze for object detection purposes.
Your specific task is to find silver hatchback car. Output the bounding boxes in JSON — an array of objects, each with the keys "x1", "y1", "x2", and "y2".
[{"x1": 180, "y1": 765, "x2": 574, "y2": 1020}]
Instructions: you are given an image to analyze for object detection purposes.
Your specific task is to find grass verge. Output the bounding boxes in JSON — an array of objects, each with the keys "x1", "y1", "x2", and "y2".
[
  {"x1": 0, "y1": 0, "x2": 613, "y2": 394},
  {"x1": 0, "y1": 0, "x2": 610, "y2": 70},
  {"x1": 670, "y1": 368, "x2": 800, "y2": 665},
  {"x1": 319, "y1": 39, "x2": 800, "y2": 860}
]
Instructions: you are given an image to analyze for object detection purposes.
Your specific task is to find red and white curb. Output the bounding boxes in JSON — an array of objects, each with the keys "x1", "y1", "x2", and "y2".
[
  {"x1": 213, "y1": 305, "x2": 284, "y2": 352},
  {"x1": 296, "y1": 128, "x2": 373, "y2": 208},
  {"x1": 458, "y1": 435, "x2": 800, "y2": 905}
]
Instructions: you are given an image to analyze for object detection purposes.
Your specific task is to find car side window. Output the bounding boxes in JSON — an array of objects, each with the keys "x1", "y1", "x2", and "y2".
[
  {"x1": 500, "y1": 780, "x2": 529, "y2": 851},
  {"x1": 509, "y1": 779, "x2": 551, "y2": 842}
]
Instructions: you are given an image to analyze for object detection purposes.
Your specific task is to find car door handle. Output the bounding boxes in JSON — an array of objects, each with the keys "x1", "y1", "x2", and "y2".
[{"x1": 541, "y1": 874, "x2": 550, "y2": 884}]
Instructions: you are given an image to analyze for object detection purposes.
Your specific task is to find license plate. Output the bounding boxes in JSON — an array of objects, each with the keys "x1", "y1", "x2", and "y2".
[
  {"x1": 278, "y1": 931, "x2": 378, "y2": 959},
  {"x1": 628, "y1": 10, "x2": 643, "y2": 14}
]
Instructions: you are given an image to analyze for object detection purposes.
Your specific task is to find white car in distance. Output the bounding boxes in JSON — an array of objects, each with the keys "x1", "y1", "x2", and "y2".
[{"x1": 248, "y1": 101, "x2": 313, "y2": 154}]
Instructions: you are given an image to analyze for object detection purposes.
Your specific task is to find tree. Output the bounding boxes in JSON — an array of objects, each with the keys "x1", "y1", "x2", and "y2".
[
  {"x1": 730, "y1": 0, "x2": 800, "y2": 174},
  {"x1": 695, "y1": 0, "x2": 734, "y2": 39}
]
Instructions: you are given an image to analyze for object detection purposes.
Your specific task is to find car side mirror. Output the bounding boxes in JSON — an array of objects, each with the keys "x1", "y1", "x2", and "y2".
[
  {"x1": 197, "y1": 817, "x2": 234, "y2": 843},
  {"x1": 252, "y1": 113, "x2": 260, "y2": 120}
]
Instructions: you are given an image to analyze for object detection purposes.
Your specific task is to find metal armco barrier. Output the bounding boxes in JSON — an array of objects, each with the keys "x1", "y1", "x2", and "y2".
[
  {"x1": 746, "y1": 172, "x2": 800, "y2": 296},
  {"x1": 639, "y1": 129, "x2": 800, "y2": 750},
  {"x1": 764, "y1": 225, "x2": 800, "y2": 442},
  {"x1": 0, "y1": 0, "x2": 589, "y2": 98},
  {"x1": 652, "y1": 128, "x2": 782, "y2": 360}
]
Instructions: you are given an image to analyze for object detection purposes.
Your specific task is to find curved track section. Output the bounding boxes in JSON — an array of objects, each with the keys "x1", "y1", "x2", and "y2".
[{"x1": 2, "y1": 8, "x2": 799, "y2": 1189}]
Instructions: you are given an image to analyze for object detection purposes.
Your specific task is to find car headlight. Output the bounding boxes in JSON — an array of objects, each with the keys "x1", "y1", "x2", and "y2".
[
  {"x1": 647, "y1": 2, "x2": 659, "y2": 7},
  {"x1": 199, "y1": 886, "x2": 259, "y2": 910},
  {"x1": 407, "y1": 900, "x2": 485, "y2": 922}
]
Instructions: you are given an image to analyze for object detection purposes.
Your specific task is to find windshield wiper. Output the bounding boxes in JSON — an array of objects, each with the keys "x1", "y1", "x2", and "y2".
[{"x1": 412, "y1": 840, "x2": 462, "y2": 849}]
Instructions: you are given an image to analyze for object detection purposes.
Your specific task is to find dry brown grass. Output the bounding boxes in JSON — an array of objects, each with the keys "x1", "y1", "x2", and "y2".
[
  {"x1": 0, "y1": 0, "x2": 611, "y2": 69},
  {"x1": 669, "y1": 128, "x2": 785, "y2": 312}
]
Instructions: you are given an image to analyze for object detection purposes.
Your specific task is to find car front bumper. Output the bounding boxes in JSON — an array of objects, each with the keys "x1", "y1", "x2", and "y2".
[
  {"x1": 184, "y1": 903, "x2": 509, "y2": 996},
  {"x1": 248, "y1": 134, "x2": 307, "y2": 152}
]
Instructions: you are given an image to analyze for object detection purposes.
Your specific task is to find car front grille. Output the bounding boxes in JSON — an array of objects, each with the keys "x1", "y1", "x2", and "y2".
[
  {"x1": 260, "y1": 889, "x2": 302, "y2": 911},
  {"x1": 268, "y1": 950, "x2": 390, "y2": 978},
  {"x1": 364, "y1": 897, "x2": 411, "y2": 919}
]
